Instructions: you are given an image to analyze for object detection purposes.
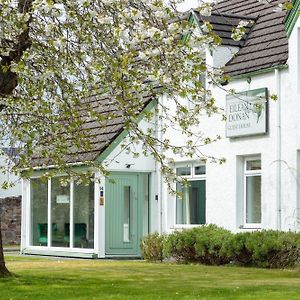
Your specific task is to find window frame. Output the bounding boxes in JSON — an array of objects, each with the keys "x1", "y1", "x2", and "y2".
[
  {"x1": 243, "y1": 157, "x2": 262, "y2": 228},
  {"x1": 28, "y1": 174, "x2": 96, "y2": 252},
  {"x1": 174, "y1": 162, "x2": 206, "y2": 228}
]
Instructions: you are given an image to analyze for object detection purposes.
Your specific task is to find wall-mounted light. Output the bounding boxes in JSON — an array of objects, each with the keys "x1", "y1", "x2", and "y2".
[{"x1": 125, "y1": 164, "x2": 134, "y2": 169}]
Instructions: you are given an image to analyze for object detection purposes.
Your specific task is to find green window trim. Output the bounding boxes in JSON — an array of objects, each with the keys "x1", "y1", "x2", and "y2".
[{"x1": 285, "y1": 0, "x2": 300, "y2": 37}]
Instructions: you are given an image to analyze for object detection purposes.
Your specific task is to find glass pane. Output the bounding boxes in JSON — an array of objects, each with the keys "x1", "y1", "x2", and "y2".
[
  {"x1": 246, "y1": 160, "x2": 261, "y2": 171},
  {"x1": 176, "y1": 166, "x2": 191, "y2": 176},
  {"x1": 51, "y1": 177, "x2": 70, "y2": 247},
  {"x1": 73, "y1": 180, "x2": 94, "y2": 248},
  {"x1": 31, "y1": 178, "x2": 48, "y2": 246},
  {"x1": 195, "y1": 165, "x2": 206, "y2": 175},
  {"x1": 176, "y1": 180, "x2": 206, "y2": 225},
  {"x1": 246, "y1": 176, "x2": 261, "y2": 223},
  {"x1": 142, "y1": 174, "x2": 149, "y2": 236},
  {"x1": 124, "y1": 186, "x2": 130, "y2": 242}
]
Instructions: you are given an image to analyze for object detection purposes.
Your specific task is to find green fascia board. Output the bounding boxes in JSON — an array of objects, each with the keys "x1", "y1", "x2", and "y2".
[
  {"x1": 28, "y1": 165, "x2": 92, "y2": 178},
  {"x1": 285, "y1": 0, "x2": 300, "y2": 37},
  {"x1": 96, "y1": 98, "x2": 158, "y2": 163},
  {"x1": 229, "y1": 64, "x2": 288, "y2": 81},
  {"x1": 182, "y1": 12, "x2": 197, "y2": 43}
]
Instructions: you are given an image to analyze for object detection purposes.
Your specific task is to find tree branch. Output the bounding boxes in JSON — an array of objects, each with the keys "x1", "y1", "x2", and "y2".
[{"x1": 0, "y1": 0, "x2": 33, "y2": 98}]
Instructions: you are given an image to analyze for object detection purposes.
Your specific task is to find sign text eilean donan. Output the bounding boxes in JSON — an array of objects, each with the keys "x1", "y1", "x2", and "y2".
[{"x1": 226, "y1": 88, "x2": 268, "y2": 138}]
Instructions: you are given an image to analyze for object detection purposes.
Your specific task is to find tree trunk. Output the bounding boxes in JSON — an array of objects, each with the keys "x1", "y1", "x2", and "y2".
[{"x1": 0, "y1": 207, "x2": 11, "y2": 277}]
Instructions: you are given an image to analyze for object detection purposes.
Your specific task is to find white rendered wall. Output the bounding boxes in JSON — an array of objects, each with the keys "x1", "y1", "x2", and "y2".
[
  {"x1": 0, "y1": 155, "x2": 22, "y2": 198},
  {"x1": 162, "y1": 31, "x2": 300, "y2": 233},
  {"x1": 104, "y1": 117, "x2": 156, "y2": 172}
]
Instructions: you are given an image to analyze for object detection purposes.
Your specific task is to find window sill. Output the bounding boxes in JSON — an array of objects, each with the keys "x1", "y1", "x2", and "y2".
[
  {"x1": 239, "y1": 225, "x2": 261, "y2": 230},
  {"x1": 173, "y1": 224, "x2": 206, "y2": 230}
]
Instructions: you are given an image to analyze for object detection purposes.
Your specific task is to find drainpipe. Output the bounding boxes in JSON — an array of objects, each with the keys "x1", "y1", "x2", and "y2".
[
  {"x1": 155, "y1": 95, "x2": 162, "y2": 235},
  {"x1": 159, "y1": 95, "x2": 165, "y2": 235},
  {"x1": 275, "y1": 68, "x2": 282, "y2": 230}
]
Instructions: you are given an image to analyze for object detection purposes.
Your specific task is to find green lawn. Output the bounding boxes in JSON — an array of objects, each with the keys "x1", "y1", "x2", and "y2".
[{"x1": 1, "y1": 255, "x2": 300, "y2": 300}]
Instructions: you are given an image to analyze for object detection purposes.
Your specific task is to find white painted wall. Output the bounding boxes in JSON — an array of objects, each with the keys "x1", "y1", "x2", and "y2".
[
  {"x1": 161, "y1": 23, "x2": 300, "y2": 233},
  {"x1": 0, "y1": 155, "x2": 21, "y2": 198}
]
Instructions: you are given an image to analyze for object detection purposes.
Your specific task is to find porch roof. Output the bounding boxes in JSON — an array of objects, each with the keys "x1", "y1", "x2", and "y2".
[{"x1": 30, "y1": 95, "x2": 156, "y2": 168}]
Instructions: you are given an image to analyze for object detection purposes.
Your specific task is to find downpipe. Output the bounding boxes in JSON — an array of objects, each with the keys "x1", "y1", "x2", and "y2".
[{"x1": 275, "y1": 68, "x2": 282, "y2": 230}]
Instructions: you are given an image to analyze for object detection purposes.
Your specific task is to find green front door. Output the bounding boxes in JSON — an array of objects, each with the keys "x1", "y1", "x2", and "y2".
[{"x1": 105, "y1": 173, "x2": 140, "y2": 256}]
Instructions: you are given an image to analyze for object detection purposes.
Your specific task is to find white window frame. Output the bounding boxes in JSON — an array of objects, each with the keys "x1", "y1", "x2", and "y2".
[
  {"x1": 244, "y1": 157, "x2": 262, "y2": 228},
  {"x1": 174, "y1": 162, "x2": 206, "y2": 228},
  {"x1": 27, "y1": 174, "x2": 96, "y2": 254}
]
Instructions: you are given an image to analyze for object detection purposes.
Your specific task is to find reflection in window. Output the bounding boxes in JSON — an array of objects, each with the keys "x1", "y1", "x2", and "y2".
[
  {"x1": 246, "y1": 160, "x2": 261, "y2": 171},
  {"x1": 31, "y1": 178, "x2": 48, "y2": 246},
  {"x1": 73, "y1": 181, "x2": 94, "y2": 248},
  {"x1": 51, "y1": 177, "x2": 70, "y2": 247},
  {"x1": 246, "y1": 176, "x2": 261, "y2": 224},
  {"x1": 195, "y1": 165, "x2": 206, "y2": 175},
  {"x1": 176, "y1": 166, "x2": 191, "y2": 176},
  {"x1": 176, "y1": 181, "x2": 206, "y2": 225},
  {"x1": 124, "y1": 186, "x2": 130, "y2": 242},
  {"x1": 244, "y1": 158, "x2": 262, "y2": 225}
]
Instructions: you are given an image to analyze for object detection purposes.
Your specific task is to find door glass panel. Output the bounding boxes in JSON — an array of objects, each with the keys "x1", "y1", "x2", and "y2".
[
  {"x1": 246, "y1": 176, "x2": 261, "y2": 223},
  {"x1": 51, "y1": 177, "x2": 70, "y2": 247},
  {"x1": 73, "y1": 180, "x2": 94, "y2": 248},
  {"x1": 123, "y1": 186, "x2": 130, "y2": 242},
  {"x1": 31, "y1": 178, "x2": 48, "y2": 246}
]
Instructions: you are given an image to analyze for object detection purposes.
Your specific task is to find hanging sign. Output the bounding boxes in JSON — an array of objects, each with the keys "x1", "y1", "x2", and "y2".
[
  {"x1": 226, "y1": 88, "x2": 268, "y2": 138},
  {"x1": 56, "y1": 195, "x2": 70, "y2": 204}
]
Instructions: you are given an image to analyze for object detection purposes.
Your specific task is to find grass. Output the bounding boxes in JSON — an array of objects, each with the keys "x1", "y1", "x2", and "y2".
[
  {"x1": 0, "y1": 255, "x2": 300, "y2": 300},
  {"x1": 3, "y1": 244, "x2": 20, "y2": 249}
]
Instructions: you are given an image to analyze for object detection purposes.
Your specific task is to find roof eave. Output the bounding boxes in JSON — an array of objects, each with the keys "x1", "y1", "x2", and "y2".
[
  {"x1": 285, "y1": 0, "x2": 300, "y2": 37},
  {"x1": 226, "y1": 64, "x2": 289, "y2": 81}
]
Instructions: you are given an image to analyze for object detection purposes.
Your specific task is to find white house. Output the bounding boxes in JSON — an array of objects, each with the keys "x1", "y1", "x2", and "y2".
[
  {"x1": 162, "y1": 0, "x2": 300, "y2": 234},
  {"x1": 21, "y1": 0, "x2": 300, "y2": 258}
]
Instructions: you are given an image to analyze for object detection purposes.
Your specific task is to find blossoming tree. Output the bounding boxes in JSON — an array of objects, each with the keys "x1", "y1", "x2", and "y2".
[{"x1": 0, "y1": 0, "x2": 292, "y2": 276}]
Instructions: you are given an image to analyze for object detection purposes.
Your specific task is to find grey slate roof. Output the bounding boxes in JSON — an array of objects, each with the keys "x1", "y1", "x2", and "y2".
[
  {"x1": 31, "y1": 94, "x2": 155, "y2": 167},
  {"x1": 193, "y1": 11, "x2": 256, "y2": 47},
  {"x1": 212, "y1": 0, "x2": 289, "y2": 76}
]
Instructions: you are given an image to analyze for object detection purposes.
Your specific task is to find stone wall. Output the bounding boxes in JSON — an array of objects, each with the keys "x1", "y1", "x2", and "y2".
[{"x1": 0, "y1": 196, "x2": 21, "y2": 245}]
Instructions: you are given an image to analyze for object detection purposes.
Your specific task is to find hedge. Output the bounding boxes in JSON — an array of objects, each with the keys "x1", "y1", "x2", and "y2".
[{"x1": 140, "y1": 225, "x2": 300, "y2": 268}]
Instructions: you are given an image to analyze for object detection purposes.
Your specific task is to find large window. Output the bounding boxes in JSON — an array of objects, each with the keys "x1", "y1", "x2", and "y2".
[
  {"x1": 30, "y1": 176, "x2": 94, "y2": 249},
  {"x1": 176, "y1": 163, "x2": 206, "y2": 225},
  {"x1": 244, "y1": 159, "x2": 262, "y2": 225},
  {"x1": 31, "y1": 178, "x2": 48, "y2": 246}
]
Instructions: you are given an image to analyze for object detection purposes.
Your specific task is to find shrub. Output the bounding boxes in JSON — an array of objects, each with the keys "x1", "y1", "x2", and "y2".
[
  {"x1": 194, "y1": 224, "x2": 233, "y2": 265},
  {"x1": 164, "y1": 228, "x2": 198, "y2": 262},
  {"x1": 222, "y1": 232, "x2": 252, "y2": 265},
  {"x1": 223, "y1": 230, "x2": 300, "y2": 268},
  {"x1": 143, "y1": 227, "x2": 300, "y2": 268},
  {"x1": 164, "y1": 224, "x2": 232, "y2": 265},
  {"x1": 140, "y1": 233, "x2": 165, "y2": 262}
]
